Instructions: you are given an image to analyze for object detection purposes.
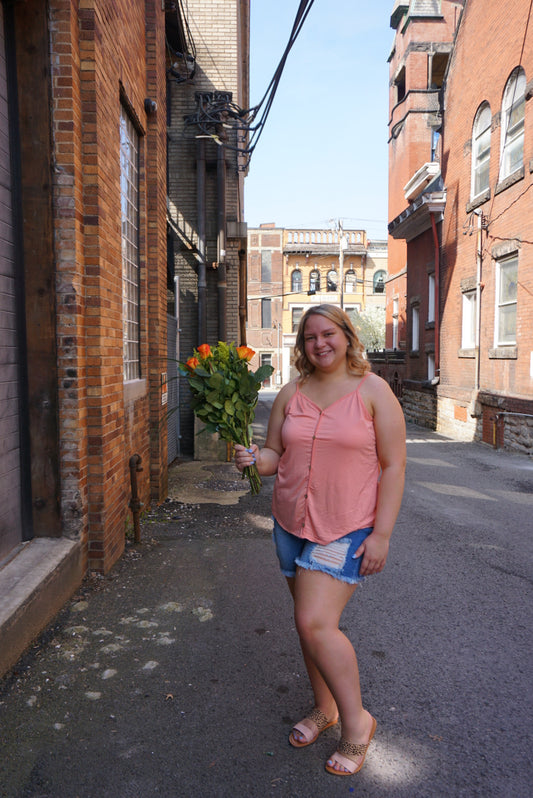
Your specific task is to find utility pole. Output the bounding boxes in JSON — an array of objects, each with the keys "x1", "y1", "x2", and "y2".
[{"x1": 338, "y1": 219, "x2": 347, "y2": 309}]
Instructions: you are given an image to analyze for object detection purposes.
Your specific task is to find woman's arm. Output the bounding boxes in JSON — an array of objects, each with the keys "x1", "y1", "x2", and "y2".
[
  {"x1": 234, "y1": 381, "x2": 296, "y2": 476},
  {"x1": 356, "y1": 374, "x2": 406, "y2": 575}
]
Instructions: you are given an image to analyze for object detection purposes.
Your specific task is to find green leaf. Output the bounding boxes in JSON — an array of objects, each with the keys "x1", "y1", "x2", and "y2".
[
  {"x1": 224, "y1": 399, "x2": 235, "y2": 416},
  {"x1": 253, "y1": 364, "x2": 274, "y2": 383}
]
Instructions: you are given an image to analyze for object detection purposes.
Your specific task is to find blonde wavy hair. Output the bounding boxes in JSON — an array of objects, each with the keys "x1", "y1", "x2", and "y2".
[{"x1": 294, "y1": 304, "x2": 370, "y2": 379}]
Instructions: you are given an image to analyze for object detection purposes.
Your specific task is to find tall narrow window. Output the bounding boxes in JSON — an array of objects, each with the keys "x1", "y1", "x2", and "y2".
[
  {"x1": 261, "y1": 298, "x2": 272, "y2": 329},
  {"x1": 120, "y1": 107, "x2": 140, "y2": 381},
  {"x1": 291, "y1": 269, "x2": 302, "y2": 292},
  {"x1": 428, "y1": 274, "x2": 435, "y2": 323},
  {"x1": 326, "y1": 269, "x2": 338, "y2": 292},
  {"x1": 345, "y1": 270, "x2": 357, "y2": 293},
  {"x1": 309, "y1": 269, "x2": 320, "y2": 292},
  {"x1": 392, "y1": 297, "x2": 399, "y2": 349},
  {"x1": 411, "y1": 306, "x2": 419, "y2": 352},
  {"x1": 292, "y1": 307, "x2": 303, "y2": 332},
  {"x1": 495, "y1": 255, "x2": 518, "y2": 346},
  {"x1": 374, "y1": 270, "x2": 386, "y2": 293},
  {"x1": 461, "y1": 291, "x2": 477, "y2": 349},
  {"x1": 471, "y1": 103, "x2": 491, "y2": 198},
  {"x1": 261, "y1": 250, "x2": 272, "y2": 281},
  {"x1": 500, "y1": 68, "x2": 525, "y2": 181}
]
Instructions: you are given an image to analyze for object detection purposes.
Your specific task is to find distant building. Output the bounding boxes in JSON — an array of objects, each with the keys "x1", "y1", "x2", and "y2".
[
  {"x1": 247, "y1": 225, "x2": 387, "y2": 385},
  {"x1": 386, "y1": 0, "x2": 532, "y2": 453}
]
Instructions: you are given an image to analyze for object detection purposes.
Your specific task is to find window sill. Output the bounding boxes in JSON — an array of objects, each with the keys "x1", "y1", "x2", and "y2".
[
  {"x1": 466, "y1": 189, "x2": 490, "y2": 212},
  {"x1": 495, "y1": 166, "x2": 525, "y2": 196},
  {"x1": 124, "y1": 378, "x2": 147, "y2": 404},
  {"x1": 488, "y1": 346, "x2": 517, "y2": 360},
  {"x1": 409, "y1": 350, "x2": 420, "y2": 358},
  {"x1": 425, "y1": 321, "x2": 435, "y2": 330},
  {"x1": 458, "y1": 348, "x2": 475, "y2": 358}
]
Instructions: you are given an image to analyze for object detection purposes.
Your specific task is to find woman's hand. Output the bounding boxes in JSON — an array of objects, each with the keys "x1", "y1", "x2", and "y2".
[
  {"x1": 354, "y1": 532, "x2": 390, "y2": 576},
  {"x1": 234, "y1": 443, "x2": 259, "y2": 473}
]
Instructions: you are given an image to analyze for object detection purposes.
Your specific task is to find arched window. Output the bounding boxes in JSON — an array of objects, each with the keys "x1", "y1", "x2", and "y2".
[
  {"x1": 500, "y1": 67, "x2": 526, "y2": 180},
  {"x1": 309, "y1": 269, "x2": 320, "y2": 292},
  {"x1": 327, "y1": 269, "x2": 338, "y2": 292},
  {"x1": 373, "y1": 270, "x2": 386, "y2": 293},
  {"x1": 345, "y1": 270, "x2": 357, "y2": 293},
  {"x1": 471, "y1": 102, "x2": 491, "y2": 197},
  {"x1": 291, "y1": 269, "x2": 302, "y2": 292}
]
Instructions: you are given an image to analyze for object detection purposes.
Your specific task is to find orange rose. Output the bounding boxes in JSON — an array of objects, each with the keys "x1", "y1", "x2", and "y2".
[
  {"x1": 186, "y1": 356, "x2": 199, "y2": 370},
  {"x1": 197, "y1": 344, "x2": 211, "y2": 359},
  {"x1": 236, "y1": 345, "x2": 255, "y2": 361}
]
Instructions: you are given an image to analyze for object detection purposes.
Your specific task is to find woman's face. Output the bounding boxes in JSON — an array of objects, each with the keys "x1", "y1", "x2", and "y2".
[{"x1": 303, "y1": 313, "x2": 349, "y2": 373}]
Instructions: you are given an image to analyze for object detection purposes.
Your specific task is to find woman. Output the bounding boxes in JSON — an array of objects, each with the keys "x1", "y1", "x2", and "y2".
[{"x1": 234, "y1": 304, "x2": 406, "y2": 777}]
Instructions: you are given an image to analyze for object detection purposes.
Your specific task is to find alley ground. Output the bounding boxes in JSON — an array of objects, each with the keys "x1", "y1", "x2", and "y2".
[{"x1": 0, "y1": 392, "x2": 532, "y2": 798}]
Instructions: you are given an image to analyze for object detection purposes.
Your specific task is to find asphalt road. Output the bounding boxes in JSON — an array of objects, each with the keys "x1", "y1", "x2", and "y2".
[{"x1": 0, "y1": 391, "x2": 532, "y2": 797}]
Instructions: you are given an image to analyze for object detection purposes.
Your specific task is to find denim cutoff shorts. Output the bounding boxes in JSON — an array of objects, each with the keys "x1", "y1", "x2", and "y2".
[{"x1": 272, "y1": 517, "x2": 373, "y2": 585}]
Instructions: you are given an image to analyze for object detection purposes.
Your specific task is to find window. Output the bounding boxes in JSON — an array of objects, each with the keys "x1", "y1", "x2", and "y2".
[
  {"x1": 395, "y1": 66, "x2": 406, "y2": 104},
  {"x1": 428, "y1": 274, "x2": 435, "y2": 323},
  {"x1": 495, "y1": 255, "x2": 518, "y2": 345},
  {"x1": 260, "y1": 353, "x2": 272, "y2": 387},
  {"x1": 292, "y1": 307, "x2": 303, "y2": 332},
  {"x1": 461, "y1": 290, "x2": 477, "y2": 349},
  {"x1": 327, "y1": 269, "x2": 338, "y2": 292},
  {"x1": 411, "y1": 306, "x2": 419, "y2": 352},
  {"x1": 500, "y1": 68, "x2": 526, "y2": 181},
  {"x1": 309, "y1": 269, "x2": 320, "y2": 292},
  {"x1": 392, "y1": 297, "x2": 399, "y2": 349},
  {"x1": 427, "y1": 353, "x2": 435, "y2": 382},
  {"x1": 374, "y1": 270, "x2": 386, "y2": 293},
  {"x1": 345, "y1": 270, "x2": 357, "y2": 293},
  {"x1": 261, "y1": 298, "x2": 271, "y2": 329},
  {"x1": 120, "y1": 106, "x2": 141, "y2": 381},
  {"x1": 261, "y1": 250, "x2": 272, "y2": 282},
  {"x1": 291, "y1": 269, "x2": 302, "y2": 292},
  {"x1": 471, "y1": 103, "x2": 491, "y2": 197}
]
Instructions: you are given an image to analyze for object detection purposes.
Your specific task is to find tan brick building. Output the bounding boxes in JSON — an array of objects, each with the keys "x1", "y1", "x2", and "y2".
[{"x1": 247, "y1": 225, "x2": 387, "y2": 385}]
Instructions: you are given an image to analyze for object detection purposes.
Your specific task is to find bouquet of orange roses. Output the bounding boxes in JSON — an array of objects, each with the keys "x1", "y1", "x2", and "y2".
[{"x1": 179, "y1": 341, "x2": 274, "y2": 494}]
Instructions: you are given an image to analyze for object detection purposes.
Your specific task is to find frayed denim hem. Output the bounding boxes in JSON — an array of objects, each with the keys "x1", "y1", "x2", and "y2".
[{"x1": 294, "y1": 558, "x2": 367, "y2": 586}]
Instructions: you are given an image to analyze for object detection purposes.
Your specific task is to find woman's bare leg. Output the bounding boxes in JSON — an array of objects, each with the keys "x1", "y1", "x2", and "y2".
[{"x1": 292, "y1": 569, "x2": 374, "y2": 770}]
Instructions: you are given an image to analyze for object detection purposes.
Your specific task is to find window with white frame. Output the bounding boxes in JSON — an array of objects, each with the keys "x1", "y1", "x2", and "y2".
[
  {"x1": 326, "y1": 269, "x2": 338, "y2": 291},
  {"x1": 495, "y1": 255, "x2": 518, "y2": 345},
  {"x1": 374, "y1": 270, "x2": 386, "y2": 293},
  {"x1": 261, "y1": 297, "x2": 272, "y2": 329},
  {"x1": 471, "y1": 103, "x2": 491, "y2": 198},
  {"x1": 292, "y1": 306, "x2": 303, "y2": 332},
  {"x1": 345, "y1": 270, "x2": 357, "y2": 293},
  {"x1": 120, "y1": 106, "x2": 141, "y2": 381},
  {"x1": 427, "y1": 353, "x2": 435, "y2": 382},
  {"x1": 428, "y1": 273, "x2": 435, "y2": 323},
  {"x1": 461, "y1": 290, "x2": 477, "y2": 349},
  {"x1": 500, "y1": 68, "x2": 526, "y2": 181},
  {"x1": 411, "y1": 305, "x2": 419, "y2": 352},
  {"x1": 291, "y1": 269, "x2": 302, "y2": 292},
  {"x1": 309, "y1": 269, "x2": 320, "y2": 292}
]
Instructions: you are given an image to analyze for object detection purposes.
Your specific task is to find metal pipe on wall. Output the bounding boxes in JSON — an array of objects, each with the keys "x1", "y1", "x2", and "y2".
[
  {"x1": 197, "y1": 138, "x2": 207, "y2": 344},
  {"x1": 217, "y1": 131, "x2": 227, "y2": 341}
]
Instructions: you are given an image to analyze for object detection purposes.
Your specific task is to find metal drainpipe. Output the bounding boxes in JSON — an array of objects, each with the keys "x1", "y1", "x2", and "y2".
[
  {"x1": 197, "y1": 138, "x2": 207, "y2": 343},
  {"x1": 474, "y1": 209, "x2": 483, "y2": 395},
  {"x1": 128, "y1": 454, "x2": 143, "y2": 544},
  {"x1": 238, "y1": 246, "x2": 247, "y2": 344},
  {"x1": 217, "y1": 130, "x2": 227, "y2": 340},
  {"x1": 430, "y1": 212, "x2": 440, "y2": 377}
]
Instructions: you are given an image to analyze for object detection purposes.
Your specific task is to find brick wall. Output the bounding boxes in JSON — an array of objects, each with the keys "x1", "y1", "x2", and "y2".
[{"x1": 49, "y1": 0, "x2": 168, "y2": 572}]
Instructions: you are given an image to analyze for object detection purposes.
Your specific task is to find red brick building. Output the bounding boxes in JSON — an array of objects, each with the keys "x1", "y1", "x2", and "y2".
[
  {"x1": 386, "y1": 0, "x2": 532, "y2": 453},
  {"x1": 0, "y1": 0, "x2": 168, "y2": 675}
]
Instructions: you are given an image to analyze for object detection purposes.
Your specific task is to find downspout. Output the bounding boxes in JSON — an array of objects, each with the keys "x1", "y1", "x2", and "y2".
[
  {"x1": 197, "y1": 138, "x2": 207, "y2": 343},
  {"x1": 217, "y1": 129, "x2": 227, "y2": 340},
  {"x1": 238, "y1": 246, "x2": 247, "y2": 344},
  {"x1": 430, "y1": 212, "x2": 440, "y2": 380},
  {"x1": 470, "y1": 209, "x2": 484, "y2": 417}
]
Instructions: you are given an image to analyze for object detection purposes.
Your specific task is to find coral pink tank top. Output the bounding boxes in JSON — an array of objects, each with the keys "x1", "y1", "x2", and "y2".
[{"x1": 271, "y1": 376, "x2": 380, "y2": 544}]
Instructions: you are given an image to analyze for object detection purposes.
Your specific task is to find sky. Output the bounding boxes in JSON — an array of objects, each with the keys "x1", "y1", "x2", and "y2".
[{"x1": 245, "y1": 0, "x2": 395, "y2": 240}]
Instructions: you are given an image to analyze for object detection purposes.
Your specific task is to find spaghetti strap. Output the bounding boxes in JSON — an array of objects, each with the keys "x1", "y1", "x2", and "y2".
[{"x1": 356, "y1": 372, "x2": 372, "y2": 392}]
